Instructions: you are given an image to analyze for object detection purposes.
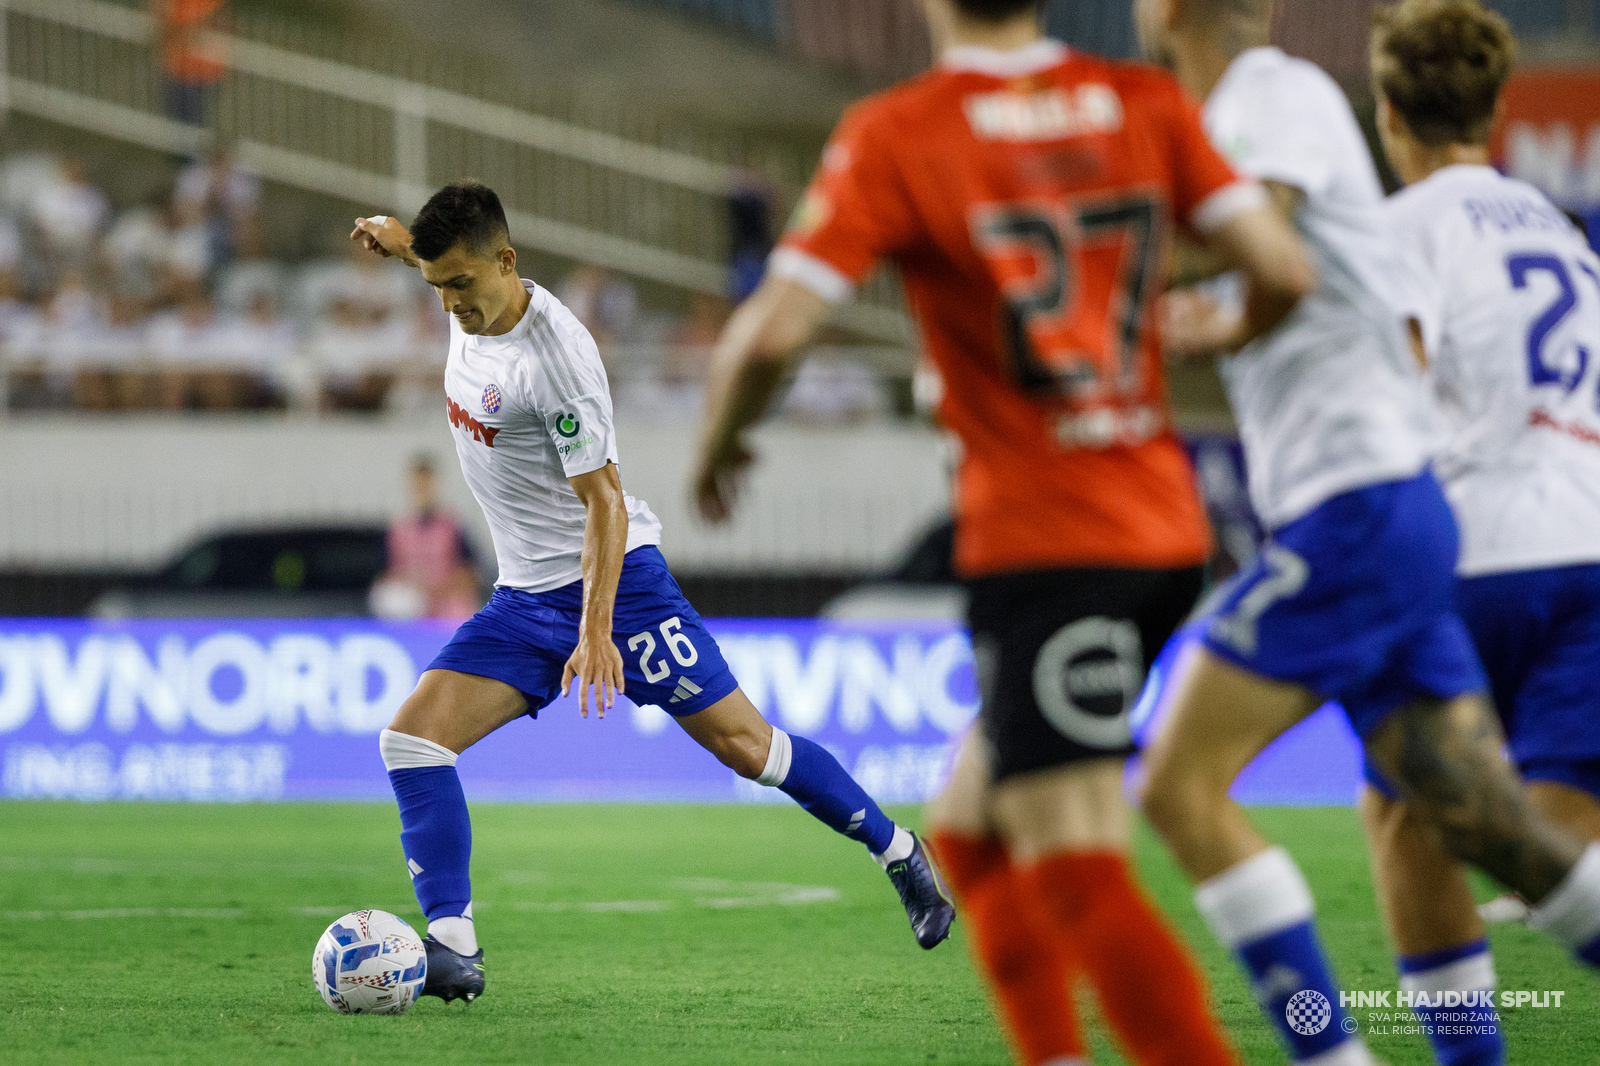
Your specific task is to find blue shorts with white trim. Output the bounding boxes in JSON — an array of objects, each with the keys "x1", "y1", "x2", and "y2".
[
  {"x1": 427, "y1": 545, "x2": 738, "y2": 716},
  {"x1": 1199, "y1": 471, "x2": 1486, "y2": 739}
]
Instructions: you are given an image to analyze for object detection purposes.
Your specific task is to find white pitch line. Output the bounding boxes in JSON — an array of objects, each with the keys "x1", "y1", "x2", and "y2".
[
  {"x1": 9, "y1": 882, "x2": 842, "y2": 923},
  {"x1": 508, "y1": 900, "x2": 675, "y2": 914},
  {"x1": 5, "y1": 907, "x2": 244, "y2": 921}
]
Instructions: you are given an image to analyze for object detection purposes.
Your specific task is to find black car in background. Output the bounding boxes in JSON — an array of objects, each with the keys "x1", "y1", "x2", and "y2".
[{"x1": 89, "y1": 526, "x2": 390, "y2": 618}]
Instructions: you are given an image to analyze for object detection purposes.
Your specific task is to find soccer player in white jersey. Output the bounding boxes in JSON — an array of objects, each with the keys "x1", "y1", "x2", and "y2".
[
  {"x1": 1355, "y1": 5, "x2": 1600, "y2": 1064},
  {"x1": 348, "y1": 183, "x2": 953, "y2": 1004},
  {"x1": 1130, "y1": 2, "x2": 1600, "y2": 1064}
]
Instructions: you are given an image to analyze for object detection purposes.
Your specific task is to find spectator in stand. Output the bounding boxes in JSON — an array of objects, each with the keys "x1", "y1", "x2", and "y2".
[
  {"x1": 556, "y1": 262, "x2": 637, "y2": 348},
  {"x1": 153, "y1": 0, "x2": 229, "y2": 128},
  {"x1": 307, "y1": 289, "x2": 407, "y2": 411},
  {"x1": 102, "y1": 204, "x2": 177, "y2": 314},
  {"x1": 0, "y1": 214, "x2": 30, "y2": 332},
  {"x1": 8, "y1": 271, "x2": 111, "y2": 409},
  {"x1": 780, "y1": 351, "x2": 888, "y2": 425},
  {"x1": 211, "y1": 262, "x2": 295, "y2": 406},
  {"x1": 174, "y1": 143, "x2": 263, "y2": 273},
  {"x1": 74, "y1": 290, "x2": 152, "y2": 411},
  {"x1": 369, "y1": 455, "x2": 481, "y2": 620},
  {"x1": 289, "y1": 238, "x2": 412, "y2": 411},
  {"x1": 146, "y1": 284, "x2": 257, "y2": 410},
  {"x1": 30, "y1": 157, "x2": 109, "y2": 280},
  {"x1": 381, "y1": 283, "x2": 452, "y2": 417},
  {"x1": 612, "y1": 291, "x2": 726, "y2": 421},
  {"x1": 0, "y1": 154, "x2": 64, "y2": 218}
]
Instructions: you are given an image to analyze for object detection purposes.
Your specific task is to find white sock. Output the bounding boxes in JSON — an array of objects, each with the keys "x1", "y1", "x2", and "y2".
[
  {"x1": 1399, "y1": 949, "x2": 1497, "y2": 1003},
  {"x1": 1530, "y1": 842, "x2": 1600, "y2": 948},
  {"x1": 379, "y1": 728, "x2": 458, "y2": 770},
  {"x1": 873, "y1": 825, "x2": 915, "y2": 868},
  {"x1": 755, "y1": 728, "x2": 793, "y2": 787},
  {"x1": 428, "y1": 902, "x2": 478, "y2": 956},
  {"x1": 1193, "y1": 845, "x2": 1315, "y2": 948}
]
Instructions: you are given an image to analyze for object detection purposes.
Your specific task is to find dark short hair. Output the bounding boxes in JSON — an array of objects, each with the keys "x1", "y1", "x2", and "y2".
[
  {"x1": 1372, "y1": 0, "x2": 1516, "y2": 148},
  {"x1": 952, "y1": 0, "x2": 1042, "y2": 21},
  {"x1": 410, "y1": 182, "x2": 510, "y2": 261}
]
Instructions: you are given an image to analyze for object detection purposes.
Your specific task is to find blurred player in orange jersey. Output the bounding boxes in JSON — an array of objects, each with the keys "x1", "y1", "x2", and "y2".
[{"x1": 692, "y1": 1, "x2": 1314, "y2": 1062}]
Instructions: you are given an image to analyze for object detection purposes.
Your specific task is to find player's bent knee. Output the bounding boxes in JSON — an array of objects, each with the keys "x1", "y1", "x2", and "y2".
[
  {"x1": 386, "y1": 668, "x2": 528, "y2": 753},
  {"x1": 1137, "y1": 776, "x2": 1183, "y2": 836},
  {"x1": 702, "y1": 727, "x2": 768, "y2": 779},
  {"x1": 723, "y1": 741, "x2": 767, "y2": 779},
  {"x1": 1139, "y1": 759, "x2": 1226, "y2": 837}
]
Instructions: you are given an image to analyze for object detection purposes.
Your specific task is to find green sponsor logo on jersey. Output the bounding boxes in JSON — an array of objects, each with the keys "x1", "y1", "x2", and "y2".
[{"x1": 556, "y1": 413, "x2": 581, "y2": 438}]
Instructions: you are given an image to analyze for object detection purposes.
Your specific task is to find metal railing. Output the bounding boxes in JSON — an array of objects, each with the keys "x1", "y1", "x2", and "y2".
[
  {"x1": 0, "y1": 0, "x2": 912, "y2": 343},
  {"x1": 0, "y1": 336, "x2": 918, "y2": 419}
]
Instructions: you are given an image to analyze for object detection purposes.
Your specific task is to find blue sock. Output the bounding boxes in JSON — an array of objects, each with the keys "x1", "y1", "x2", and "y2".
[
  {"x1": 1399, "y1": 939, "x2": 1502, "y2": 1066},
  {"x1": 759, "y1": 730, "x2": 895, "y2": 854},
  {"x1": 1195, "y1": 847, "x2": 1361, "y2": 1063},
  {"x1": 388, "y1": 765, "x2": 473, "y2": 921}
]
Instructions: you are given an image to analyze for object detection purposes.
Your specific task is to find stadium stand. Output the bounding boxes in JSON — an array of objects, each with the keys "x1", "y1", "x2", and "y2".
[
  {"x1": 636, "y1": 0, "x2": 1600, "y2": 84},
  {"x1": 0, "y1": 0, "x2": 1595, "y2": 617}
]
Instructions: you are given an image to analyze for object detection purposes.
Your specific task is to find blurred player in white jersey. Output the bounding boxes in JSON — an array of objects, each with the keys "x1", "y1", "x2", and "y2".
[
  {"x1": 1356, "y1": 5, "x2": 1600, "y2": 1064},
  {"x1": 349, "y1": 184, "x2": 952, "y2": 1004},
  {"x1": 1131, "y1": 2, "x2": 1600, "y2": 1064}
]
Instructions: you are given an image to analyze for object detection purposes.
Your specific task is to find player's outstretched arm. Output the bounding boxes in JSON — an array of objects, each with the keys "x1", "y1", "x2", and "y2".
[
  {"x1": 1169, "y1": 181, "x2": 1307, "y2": 286},
  {"x1": 562, "y1": 462, "x2": 630, "y2": 719},
  {"x1": 1164, "y1": 192, "x2": 1316, "y2": 360},
  {"x1": 692, "y1": 276, "x2": 831, "y2": 523},
  {"x1": 350, "y1": 215, "x2": 422, "y2": 268}
]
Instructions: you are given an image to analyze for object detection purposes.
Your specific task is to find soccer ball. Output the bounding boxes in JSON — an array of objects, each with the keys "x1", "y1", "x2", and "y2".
[{"x1": 312, "y1": 909, "x2": 427, "y2": 1015}]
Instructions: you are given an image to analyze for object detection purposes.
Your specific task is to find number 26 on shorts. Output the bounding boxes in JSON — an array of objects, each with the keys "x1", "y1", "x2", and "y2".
[{"x1": 627, "y1": 617, "x2": 699, "y2": 683}]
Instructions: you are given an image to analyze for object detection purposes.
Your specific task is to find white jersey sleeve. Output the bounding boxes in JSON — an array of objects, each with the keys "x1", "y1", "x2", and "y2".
[
  {"x1": 1203, "y1": 67, "x2": 1335, "y2": 200},
  {"x1": 522, "y1": 305, "x2": 621, "y2": 479},
  {"x1": 1387, "y1": 166, "x2": 1600, "y2": 575}
]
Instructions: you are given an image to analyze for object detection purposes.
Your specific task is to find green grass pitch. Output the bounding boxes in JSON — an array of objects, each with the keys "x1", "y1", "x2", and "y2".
[{"x1": 2, "y1": 801, "x2": 1593, "y2": 1065}]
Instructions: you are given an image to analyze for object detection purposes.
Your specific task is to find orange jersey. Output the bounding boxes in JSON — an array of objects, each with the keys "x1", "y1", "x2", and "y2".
[{"x1": 774, "y1": 41, "x2": 1257, "y2": 578}]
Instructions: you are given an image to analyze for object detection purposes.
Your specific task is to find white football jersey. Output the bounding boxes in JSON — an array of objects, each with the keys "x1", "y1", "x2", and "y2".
[
  {"x1": 1388, "y1": 165, "x2": 1600, "y2": 576},
  {"x1": 1203, "y1": 47, "x2": 1438, "y2": 529},
  {"x1": 443, "y1": 280, "x2": 661, "y2": 593}
]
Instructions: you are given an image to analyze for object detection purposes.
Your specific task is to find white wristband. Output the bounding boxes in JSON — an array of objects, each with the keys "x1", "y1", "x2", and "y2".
[{"x1": 366, "y1": 215, "x2": 389, "y2": 226}]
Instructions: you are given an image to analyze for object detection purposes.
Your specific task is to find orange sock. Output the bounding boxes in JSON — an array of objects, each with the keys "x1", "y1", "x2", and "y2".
[
  {"x1": 929, "y1": 831, "x2": 1085, "y2": 1066},
  {"x1": 1022, "y1": 850, "x2": 1240, "y2": 1066}
]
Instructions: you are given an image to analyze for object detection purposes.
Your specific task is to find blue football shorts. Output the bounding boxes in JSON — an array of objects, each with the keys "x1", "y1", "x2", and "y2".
[
  {"x1": 1199, "y1": 470, "x2": 1486, "y2": 739},
  {"x1": 427, "y1": 545, "x2": 739, "y2": 716},
  {"x1": 1366, "y1": 562, "x2": 1600, "y2": 802}
]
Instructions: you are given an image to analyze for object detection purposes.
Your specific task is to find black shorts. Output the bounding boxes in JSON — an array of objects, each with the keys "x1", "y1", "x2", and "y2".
[{"x1": 966, "y1": 565, "x2": 1204, "y2": 782}]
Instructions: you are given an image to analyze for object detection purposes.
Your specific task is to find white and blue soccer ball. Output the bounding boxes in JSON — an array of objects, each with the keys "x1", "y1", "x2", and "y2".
[{"x1": 312, "y1": 909, "x2": 427, "y2": 1015}]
